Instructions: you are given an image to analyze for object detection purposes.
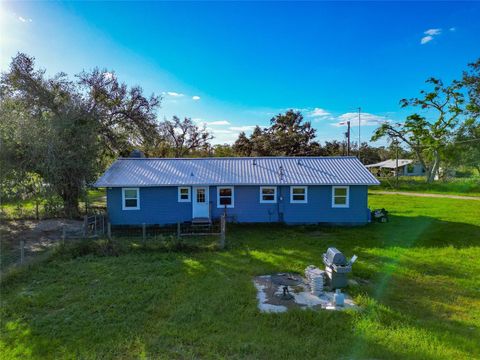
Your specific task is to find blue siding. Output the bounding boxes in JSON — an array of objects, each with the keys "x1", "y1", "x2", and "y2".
[
  {"x1": 107, "y1": 185, "x2": 370, "y2": 225},
  {"x1": 211, "y1": 186, "x2": 279, "y2": 222},
  {"x1": 211, "y1": 185, "x2": 368, "y2": 224},
  {"x1": 107, "y1": 187, "x2": 191, "y2": 225}
]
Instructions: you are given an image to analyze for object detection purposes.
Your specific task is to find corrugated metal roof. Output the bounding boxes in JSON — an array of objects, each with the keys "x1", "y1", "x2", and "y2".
[
  {"x1": 94, "y1": 156, "x2": 380, "y2": 187},
  {"x1": 365, "y1": 159, "x2": 413, "y2": 169}
]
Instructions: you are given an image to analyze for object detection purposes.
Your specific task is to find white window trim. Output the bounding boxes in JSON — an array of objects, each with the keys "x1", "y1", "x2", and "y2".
[
  {"x1": 178, "y1": 187, "x2": 191, "y2": 202},
  {"x1": 290, "y1": 186, "x2": 308, "y2": 204},
  {"x1": 260, "y1": 186, "x2": 277, "y2": 204},
  {"x1": 217, "y1": 186, "x2": 234, "y2": 208},
  {"x1": 332, "y1": 186, "x2": 350, "y2": 208},
  {"x1": 122, "y1": 187, "x2": 140, "y2": 210}
]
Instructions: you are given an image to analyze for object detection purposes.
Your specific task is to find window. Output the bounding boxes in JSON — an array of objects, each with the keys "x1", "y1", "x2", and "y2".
[
  {"x1": 332, "y1": 186, "x2": 349, "y2": 208},
  {"x1": 217, "y1": 186, "x2": 234, "y2": 208},
  {"x1": 196, "y1": 188, "x2": 206, "y2": 203},
  {"x1": 290, "y1": 186, "x2": 308, "y2": 203},
  {"x1": 122, "y1": 188, "x2": 140, "y2": 210},
  {"x1": 260, "y1": 186, "x2": 277, "y2": 203},
  {"x1": 178, "y1": 187, "x2": 191, "y2": 202}
]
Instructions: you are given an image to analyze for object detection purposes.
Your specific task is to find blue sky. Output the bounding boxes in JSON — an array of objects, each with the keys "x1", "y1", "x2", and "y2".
[{"x1": 1, "y1": 1, "x2": 479, "y2": 145}]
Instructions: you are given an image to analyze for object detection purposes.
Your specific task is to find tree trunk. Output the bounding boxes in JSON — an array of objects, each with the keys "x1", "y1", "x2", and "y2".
[
  {"x1": 427, "y1": 150, "x2": 441, "y2": 183},
  {"x1": 61, "y1": 183, "x2": 81, "y2": 218},
  {"x1": 35, "y1": 200, "x2": 39, "y2": 220}
]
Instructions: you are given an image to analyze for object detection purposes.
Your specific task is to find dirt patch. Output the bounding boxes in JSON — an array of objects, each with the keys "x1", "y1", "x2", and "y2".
[
  {"x1": 1, "y1": 219, "x2": 84, "y2": 268},
  {"x1": 371, "y1": 191, "x2": 480, "y2": 200},
  {"x1": 2, "y1": 219, "x2": 83, "y2": 242}
]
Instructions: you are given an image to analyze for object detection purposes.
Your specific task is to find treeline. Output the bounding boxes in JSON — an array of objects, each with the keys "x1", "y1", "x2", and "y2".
[
  {"x1": 1, "y1": 53, "x2": 479, "y2": 217},
  {"x1": 141, "y1": 107, "x2": 401, "y2": 161}
]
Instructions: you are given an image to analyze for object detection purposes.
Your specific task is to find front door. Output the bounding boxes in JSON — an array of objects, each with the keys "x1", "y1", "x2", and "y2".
[{"x1": 192, "y1": 186, "x2": 209, "y2": 219}]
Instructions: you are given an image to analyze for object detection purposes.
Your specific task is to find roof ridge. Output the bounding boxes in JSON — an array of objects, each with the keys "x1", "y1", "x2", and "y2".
[{"x1": 118, "y1": 156, "x2": 359, "y2": 160}]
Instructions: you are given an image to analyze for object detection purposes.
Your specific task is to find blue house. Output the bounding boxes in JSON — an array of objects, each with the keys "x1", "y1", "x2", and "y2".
[{"x1": 94, "y1": 156, "x2": 379, "y2": 225}]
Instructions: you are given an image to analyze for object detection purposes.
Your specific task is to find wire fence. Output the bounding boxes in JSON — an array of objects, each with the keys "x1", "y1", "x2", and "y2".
[
  {"x1": 1, "y1": 216, "x2": 226, "y2": 275},
  {"x1": 1, "y1": 233, "x2": 83, "y2": 274},
  {"x1": 106, "y1": 216, "x2": 226, "y2": 249}
]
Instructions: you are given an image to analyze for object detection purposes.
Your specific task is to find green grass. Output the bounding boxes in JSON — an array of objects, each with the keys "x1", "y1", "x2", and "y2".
[
  {"x1": 1, "y1": 194, "x2": 479, "y2": 359},
  {"x1": 0, "y1": 189, "x2": 106, "y2": 220},
  {"x1": 373, "y1": 176, "x2": 480, "y2": 197}
]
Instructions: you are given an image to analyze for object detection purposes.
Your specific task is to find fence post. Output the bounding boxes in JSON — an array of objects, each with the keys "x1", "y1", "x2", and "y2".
[
  {"x1": 62, "y1": 225, "x2": 66, "y2": 246},
  {"x1": 177, "y1": 222, "x2": 181, "y2": 239},
  {"x1": 94, "y1": 215, "x2": 97, "y2": 236},
  {"x1": 107, "y1": 222, "x2": 112, "y2": 240},
  {"x1": 83, "y1": 215, "x2": 88, "y2": 238},
  {"x1": 142, "y1": 223, "x2": 146, "y2": 246},
  {"x1": 20, "y1": 240, "x2": 25, "y2": 264},
  {"x1": 102, "y1": 215, "x2": 105, "y2": 235},
  {"x1": 219, "y1": 215, "x2": 226, "y2": 249}
]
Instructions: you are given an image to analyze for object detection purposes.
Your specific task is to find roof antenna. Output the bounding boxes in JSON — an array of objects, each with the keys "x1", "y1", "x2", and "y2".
[
  {"x1": 253, "y1": 159, "x2": 257, "y2": 165},
  {"x1": 190, "y1": 172, "x2": 194, "y2": 177},
  {"x1": 297, "y1": 159, "x2": 302, "y2": 166},
  {"x1": 279, "y1": 165, "x2": 284, "y2": 181}
]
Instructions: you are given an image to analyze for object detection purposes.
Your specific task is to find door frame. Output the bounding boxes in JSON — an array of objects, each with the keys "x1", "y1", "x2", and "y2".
[{"x1": 192, "y1": 186, "x2": 210, "y2": 219}]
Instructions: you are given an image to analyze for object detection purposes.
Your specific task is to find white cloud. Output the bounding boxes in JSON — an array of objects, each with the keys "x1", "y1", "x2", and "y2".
[
  {"x1": 308, "y1": 107, "x2": 330, "y2": 117},
  {"x1": 209, "y1": 129, "x2": 234, "y2": 134},
  {"x1": 449, "y1": 27, "x2": 456, "y2": 32},
  {"x1": 192, "y1": 95, "x2": 201, "y2": 101},
  {"x1": 421, "y1": 28, "x2": 442, "y2": 45},
  {"x1": 166, "y1": 91, "x2": 184, "y2": 97},
  {"x1": 193, "y1": 119, "x2": 231, "y2": 126},
  {"x1": 206, "y1": 120, "x2": 231, "y2": 126},
  {"x1": 420, "y1": 35, "x2": 434, "y2": 44},
  {"x1": 332, "y1": 112, "x2": 390, "y2": 127},
  {"x1": 424, "y1": 28, "x2": 441, "y2": 36},
  {"x1": 229, "y1": 125, "x2": 257, "y2": 132},
  {"x1": 17, "y1": 16, "x2": 32, "y2": 23}
]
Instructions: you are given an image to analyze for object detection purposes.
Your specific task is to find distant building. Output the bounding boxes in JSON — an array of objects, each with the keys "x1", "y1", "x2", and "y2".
[{"x1": 365, "y1": 159, "x2": 425, "y2": 177}]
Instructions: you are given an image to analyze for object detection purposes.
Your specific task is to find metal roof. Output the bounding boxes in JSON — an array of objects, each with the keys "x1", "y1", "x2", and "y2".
[
  {"x1": 94, "y1": 156, "x2": 380, "y2": 187},
  {"x1": 365, "y1": 159, "x2": 414, "y2": 169}
]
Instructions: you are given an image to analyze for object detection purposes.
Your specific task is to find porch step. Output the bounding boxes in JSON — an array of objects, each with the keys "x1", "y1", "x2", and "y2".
[{"x1": 192, "y1": 217, "x2": 212, "y2": 225}]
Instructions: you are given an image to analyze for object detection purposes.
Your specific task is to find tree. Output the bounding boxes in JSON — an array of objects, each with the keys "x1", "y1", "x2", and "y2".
[
  {"x1": 231, "y1": 110, "x2": 321, "y2": 156},
  {"x1": 212, "y1": 144, "x2": 235, "y2": 157},
  {"x1": 158, "y1": 116, "x2": 212, "y2": 157},
  {"x1": 77, "y1": 68, "x2": 160, "y2": 158},
  {"x1": 1, "y1": 53, "x2": 160, "y2": 217},
  {"x1": 249, "y1": 126, "x2": 272, "y2": 156},
  {"x1": 463, "y1": 58, "x2": 480, "y2": 120},
  {"x1": 268, "y1": 110, "x2": 318, "y2": 156},
  {"x1": 323, "y1": 140, "x2": 344, "y2": 156},
  {"x1": 371, "y1": 77, "x2": 464, "y2": 182},
  {"x1": 232, "y1": 132, "x2": 252, "y2": 156},
  {"x1": 444, "y1": 119, "x2": 480, "y2": 174}
]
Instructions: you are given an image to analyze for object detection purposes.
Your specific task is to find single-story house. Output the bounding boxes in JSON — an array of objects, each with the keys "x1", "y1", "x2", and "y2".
[
  {"x1": 365, "y1": 159, "x2": 425, "y2": 177},
  {"x1": 94, "y1": 156, "x2": 380, "y2": 226}
]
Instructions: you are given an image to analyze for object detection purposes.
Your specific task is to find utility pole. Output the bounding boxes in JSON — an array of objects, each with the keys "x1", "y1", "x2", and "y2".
[
  {"x1": 358, "y1": 107, "x2": 361, "y2": 161},
  {"x1": 395, "y1": 139, "x2": 399, "y2": 188},
  {"x1": 345, "y1": 121, "x2": 351, "y2": 156}
]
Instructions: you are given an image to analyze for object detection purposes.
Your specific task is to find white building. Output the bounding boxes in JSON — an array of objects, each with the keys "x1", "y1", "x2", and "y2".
[{"x1": 365, "y1": 159, "x2": 425, "y2": 177}]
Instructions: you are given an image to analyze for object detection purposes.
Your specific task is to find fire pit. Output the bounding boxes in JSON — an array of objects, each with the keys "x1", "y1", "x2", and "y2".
[
  {"x1": 253, "y1": 273, "x2": 357, "y2": 313},
  {"x1": 270, "y1": 273, "x2": 302, "y2": 300}
]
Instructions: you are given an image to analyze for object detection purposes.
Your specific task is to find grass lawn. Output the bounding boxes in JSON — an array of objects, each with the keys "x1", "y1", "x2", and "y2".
[
  {"x1": 373, "y1": 176, "x2": 480, "y2": 197},
  {"x1": 1, "y1": 194, "x2": 479, "y2": 359},
  {"x1": 0, "y1": 189, "x2": 106, "y2": 220}
]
